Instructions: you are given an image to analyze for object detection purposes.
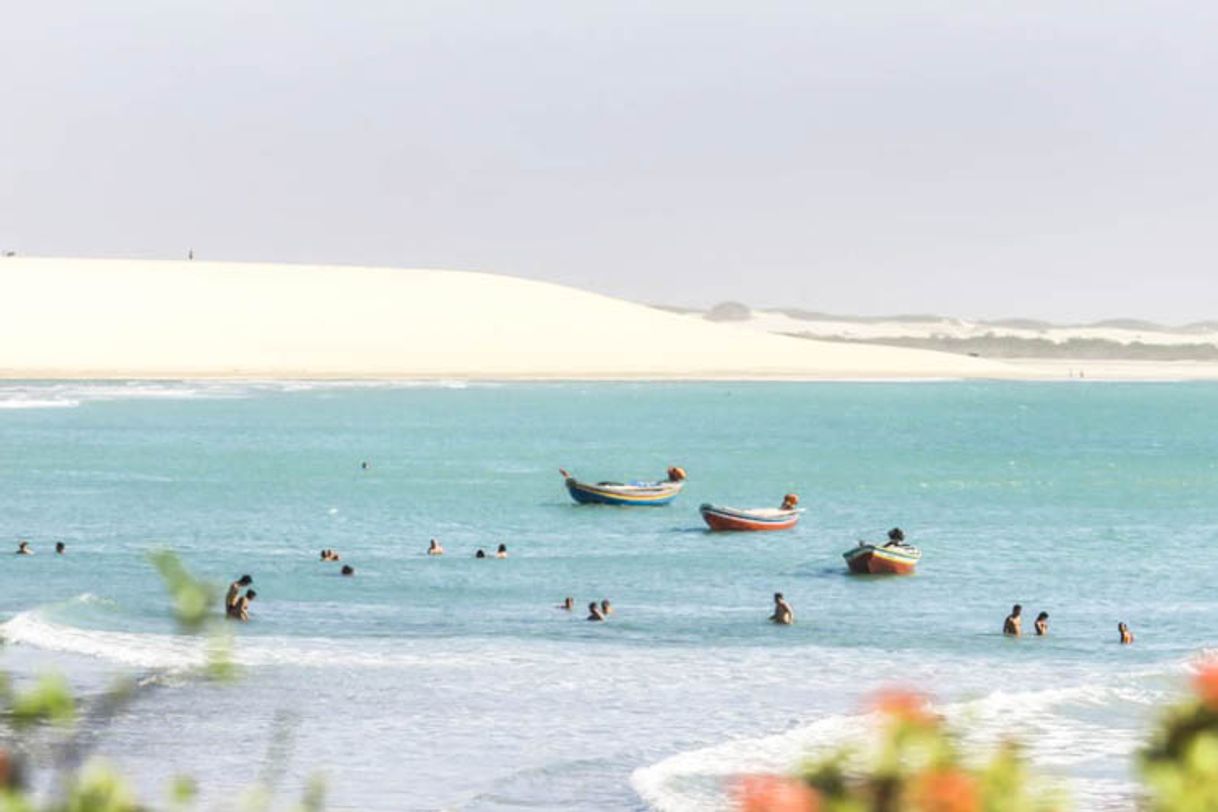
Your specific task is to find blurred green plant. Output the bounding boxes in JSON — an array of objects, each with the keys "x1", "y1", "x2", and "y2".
[
  {"x1": 1139, "y1": 663, "x2": 1218, "y2": 812},
  {"x1": 0, "y1": 551, "x2": 324, "y2": 811}
]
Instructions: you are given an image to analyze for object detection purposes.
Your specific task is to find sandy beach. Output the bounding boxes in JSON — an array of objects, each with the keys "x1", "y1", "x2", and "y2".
[{"x1": 0, "y1": 257, "x2": 1028, "y2": 381}]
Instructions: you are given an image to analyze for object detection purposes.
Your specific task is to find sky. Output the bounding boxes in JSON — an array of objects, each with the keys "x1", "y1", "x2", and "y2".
[{"x1": 2, "y1": 1, "x2": 1217, "y2": 322}]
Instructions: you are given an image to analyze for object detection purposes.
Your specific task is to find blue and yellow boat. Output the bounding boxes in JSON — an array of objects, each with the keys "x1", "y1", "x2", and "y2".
[{"x1": 560, "y1": 467, "x2": 686, "y2": 506}]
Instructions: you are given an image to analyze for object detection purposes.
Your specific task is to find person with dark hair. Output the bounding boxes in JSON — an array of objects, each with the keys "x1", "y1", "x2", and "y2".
[
  {"x1": 770, "y1": 592, "x2": 794, "y2": 625},
  {"x1": 427, "y1": 539, "x2": 444, "y2": 556},
  {"x1": 1004, "y1": 604, "x2": 1023, "y2": 637},
  {"x1": 226, "y1": 575, "x2": 253, "y2": 615},
  {"x1": 496, "y1": 544, "x2": 508, "y2": 559},
  {"x1": 600, "y1": 599, "x2": 613, "y2": 616},
  {"x1": 1034, "y1": 612, "x2": 1049, "y2": 636},
  {"x1": 341, "y1": 565, "x2": 355, "y2": 576},
  {"x1": 557, "y1": 597, "x2": 574, "y2": 611},
  {"x1": 883, "y1": 528, "x2": 906, "y2": 548},
  {"x1": 1119, "y1": 622, "x2": 1134, "y2": 644},
  {"x1": 55, "y1": 542, "x2": 66, "y2": 555},
  {"x1": 15, "y1": 541, "x2": 32, "y2": 555},
  {"x1": 475, "y1": 549, "x2": 486, "y2": 559},
  {"x1": 587, "y1": 602, "x2": 605, "y2": 621},
  {"x1": 230, "y1": 589, "x2": 256, "y2": 622}
]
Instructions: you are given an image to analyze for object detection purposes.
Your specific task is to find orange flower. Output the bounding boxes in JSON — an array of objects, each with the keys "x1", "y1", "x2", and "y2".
[
  {"x1": 909, "y1": 768, "x2": 979, "y2": 812},
  {"x1": 734, "y1": 774, "x2": 821, "y2": 812},
  {"x1": 871, "y1": 689, "x2": 935, "y2": 726},
  {"x1": 1193, "y1": 661, "x2": 1218, "y2": 710}
]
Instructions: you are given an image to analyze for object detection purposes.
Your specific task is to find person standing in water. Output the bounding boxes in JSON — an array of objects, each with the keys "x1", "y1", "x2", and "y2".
[
  {"x1": 600, "y1": 599, "x2": 613, "y2": 616},
  {"x1": 226, "y1": 575, "x2": 253, "y2": 615},
  {"x1": 55, "y1": 542, "x2": 66, "y2": 555},
  {"x1": 15, "y1": 541, "x2": 32, "y2": 555},
  {"x1": 1004, "y1": 604, "x2": 1023, "y2": 637},
  {"x1": 769, "y1": 593, "x2": 794, "y2": 625},
  {"x1": 557, "y1": 597, "x2": 575, "y2": 611},
  {"x1": 427, "y1": 539, "x2": 444, "y2": 556},
  {"x1": 1034, "y1": 612, "x2": 1049, "y2": 636},
  {"x1": 229, "y1": 589, "x2": 256, "y2": 622},
  {"x1": 1119, "y1": 622, "x2": 1134, "y2": 644},
  {"x1": 496, "y1": 544, "x2": 508, "y2": 559},
  {"x1": 587, "y1": 602, "x2": 606, "y2": 621}
]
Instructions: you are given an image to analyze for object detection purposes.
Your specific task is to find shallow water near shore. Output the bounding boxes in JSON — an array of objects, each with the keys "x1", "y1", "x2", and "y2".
[{"x1": 1, "y1": 380, "x2": 1216, "y2": 810}]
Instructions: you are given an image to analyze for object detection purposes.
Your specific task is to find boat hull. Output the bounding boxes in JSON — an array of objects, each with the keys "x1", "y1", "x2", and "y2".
[
  {"x1": 700, "y1": 504, "x2": 800, "y2": 531},
  {"x1": 843, "y1": 545, "x2": 919, "y2": 575},
  {"x1": 565, "y1": 478, "x2": 683, "y2": 506}
]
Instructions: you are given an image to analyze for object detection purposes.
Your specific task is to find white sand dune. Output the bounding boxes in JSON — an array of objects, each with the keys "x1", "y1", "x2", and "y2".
[{"x1": 0, "y1": 257, "x2": 1029, "y2": 380}]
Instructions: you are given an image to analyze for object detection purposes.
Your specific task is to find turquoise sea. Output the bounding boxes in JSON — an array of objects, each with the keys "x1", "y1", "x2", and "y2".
[{"x1": 2, "y1": 381, "x2": 1216, "y2": 810}]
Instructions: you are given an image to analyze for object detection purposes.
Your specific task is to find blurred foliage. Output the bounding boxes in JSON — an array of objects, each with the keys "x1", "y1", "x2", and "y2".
[
  {"x1": 0, "y1": 552, "x2": 324, "y2": 811},
  {"x1": 1139, "y1": 663, "x2": 1218, "y2": 812}
]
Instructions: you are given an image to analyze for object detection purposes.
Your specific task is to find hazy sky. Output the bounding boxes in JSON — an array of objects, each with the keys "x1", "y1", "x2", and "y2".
[{"x1": 3, "y1": 1, "x2": 1217, "y2": 321}]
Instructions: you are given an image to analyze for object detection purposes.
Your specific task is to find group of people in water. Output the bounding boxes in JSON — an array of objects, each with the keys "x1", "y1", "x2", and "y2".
[
  {"x1": 14, "y1": 540, "x2": 65, "y2": 555},
  {"x1": 225, "y1": 574, "x2": 256, "y2": 622},
  {"x1": 556, "y1": 596, "x2": 614, "y2": 621},
  {"x1": 425, "y1": 539, "x2": 508, "y2": 559},
  {"x1": 1003, "y1": 603, "x2": 1134, "y2": 644},
  {"x1": 12, "y1": 532, "x2": 1139, "y2": 644}
]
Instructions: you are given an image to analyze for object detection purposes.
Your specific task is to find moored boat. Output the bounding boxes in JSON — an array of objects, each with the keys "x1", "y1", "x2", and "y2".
[
  {"x1": 700, "y1": 493, "x2": 801, "y2": 531},
  {"x1": 842, "y1": 541, "x2": 921, "y2": 575},
  {"x1": 559, "y1": 466, "x2": 686, "y2": 506}
]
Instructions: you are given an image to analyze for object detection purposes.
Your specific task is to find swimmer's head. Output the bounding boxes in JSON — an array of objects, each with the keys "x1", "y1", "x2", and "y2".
[
  {"x1": 497, "y1": 543, "x2": 507, "y2": 553},
  {"x1": 341, "y1": 565, "x2": 354, "y2": 576},
  {"x1": 1036, "y1": 612, "x2": 1048, "y2": 621},
  {"x1": 475, "y1": 549, "x2": 486, "y2": 558},
  {"x1": 238, "y1": 575, "x2": 253, "y2": 586},
  {"x1": 774, "y1": 592, "x2": 784, "y2": 601},
  {"x1": 1011, "y1": 604, "x2": 1022, "y2": 616},
  {"x1": 246, "y1": 590, "x2": 257, "y2": 600},
  {"x1": 55, "y1": 542, "x2": 65, "y2": 553}
]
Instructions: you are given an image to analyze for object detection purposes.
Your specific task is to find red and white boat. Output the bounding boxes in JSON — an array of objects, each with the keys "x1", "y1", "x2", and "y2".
[
  {"x1": 842, "y1": 542, "x2": 921, "y2": 575},
  {"x1": 699, "y1": 494, "x2": 801, "y2": 532}
]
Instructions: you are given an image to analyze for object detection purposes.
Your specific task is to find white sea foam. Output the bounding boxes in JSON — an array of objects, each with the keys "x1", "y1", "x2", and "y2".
[
  {"x1": 631, "y1": 675, "x2": 1169, "y2": 811},
  {"x1": 0, "y1": 379, "x2": 492, "y2": 410},
  {"x1": 0, "y1": 610, "x2": 537, "y2": 672}
]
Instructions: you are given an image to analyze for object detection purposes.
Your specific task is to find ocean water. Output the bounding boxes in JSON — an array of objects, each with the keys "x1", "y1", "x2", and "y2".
[{"x1": 1, "y1": 380, "x2": 1216, "y2": 810}]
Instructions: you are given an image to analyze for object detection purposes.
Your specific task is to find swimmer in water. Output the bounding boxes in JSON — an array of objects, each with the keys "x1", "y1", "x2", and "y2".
[
  {"x1": 15, "y1": 541, "x2": 32, "y2": 555},
  {"x1": 341, "y1": 565, "x2": 355, "y2": 576},
  {"x1": 427, "y1": 539, "x2": 444, "y2": 556},
  {"x1": 883, "y1": 528, "x2": 905, "y2": 548},
  {"x1": 229, "y1": 589, "x2": 256, "y2": 622},
  {"x1": 600, "y1": 599, "x2": 613, "y2": 616},
  {"x1": 1119, "y1": 622, "x2": 1134, "y2": 644},
  {"x1": 475, "y1": 549, "x2": 486, "y2": 559},
  {"x1": 226, "y1": 575, "x2": 253, "y2": 615},
  {"x1": 496, "y1": 544, "x2": 508, "y2": 559},
  {"x1": 558, "y1": 597, "x2": 575, "y2": 611},
  {"x1": 55, "y1": 542, "x2": 66, "y2": 555},
  {"x1": 361, "y1": 461, "x2": 369, "y2": 470},
  {"x1": 769, "y1": 592, "x2": 794, "y2": 625},
  {"x1": 1034, "y1": 611, "x2": 1049, "y2": 636},
  {"x1": 587, "y1": 602, "x2": 605, "y2": 621},
  {"x1": 1003, "y1": 604, "x2": 1022, "y2": 637}
]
